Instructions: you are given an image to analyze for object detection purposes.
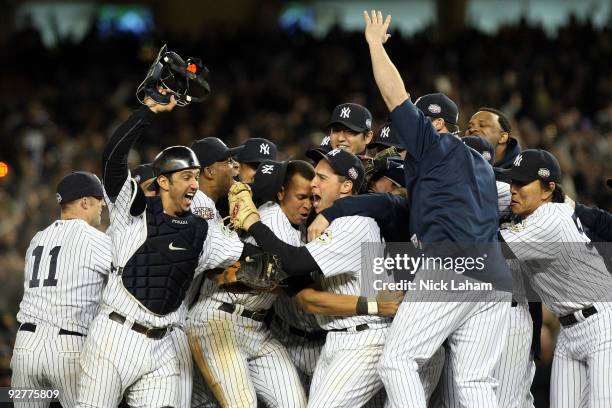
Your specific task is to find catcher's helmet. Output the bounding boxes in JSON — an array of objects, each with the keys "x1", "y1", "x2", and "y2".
[{"x1": 152, "y1": 146, "x2": 201, "y2": 177}]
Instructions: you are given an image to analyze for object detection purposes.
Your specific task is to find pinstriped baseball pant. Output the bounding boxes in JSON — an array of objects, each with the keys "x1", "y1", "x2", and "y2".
[
  {"x1": 379, "y1": 286, "x2": 511, "y2": 408},
  {"x1": 11, "y1": 323, "x2": 85, "y2": 408}
]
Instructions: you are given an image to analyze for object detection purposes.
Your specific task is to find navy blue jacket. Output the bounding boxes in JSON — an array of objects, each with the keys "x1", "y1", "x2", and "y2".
[{"x1": 391, "y1": 99, "x2": 512, "y2": 290}]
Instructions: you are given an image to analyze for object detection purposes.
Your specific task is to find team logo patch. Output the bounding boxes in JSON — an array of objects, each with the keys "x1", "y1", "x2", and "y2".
[
  {"x1": 261, "y1": 164, "x2": 275, "y2": 174},
  {"x1": 428, "y1": 104, "x2": 441, "y2": 114},
  {"x1": 56, "y1": 193, "x2": 62, "y2": 203},
  {"x1": 380, "y1": 127, "x2": 390, "y2": 138},
  {"x1": 348, "y1": 167, "x2": 358, "y2": 180},
  {"x1": 317, "y1": 229, "x2": 332, "y2": 244},
  {"x1": 513, "y1": 155, "x2": 523, "y2": 167},
  {"x1": 482, "y1": 151, "x2": 492, "y2": 161},
  {"x1": 340, "y1": 106, "x2": 351, "y2": 119},
  {"x1": 321, "y1": 136, "x2": 330, "y2": 146},
  {"x1": 538, "y1": 168, "x2": 550, "y2": 178},
  {"x1": 260, "y1": 143, "x2": 270, "y2": 155},
  {"x1": 193, "y1": 207, "x2": 215, "y2": 220}
]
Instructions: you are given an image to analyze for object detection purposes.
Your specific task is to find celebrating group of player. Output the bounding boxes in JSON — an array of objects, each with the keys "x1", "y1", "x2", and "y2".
[{"x1": 10, "y1": 10, "x2": 612, "y2": 408}]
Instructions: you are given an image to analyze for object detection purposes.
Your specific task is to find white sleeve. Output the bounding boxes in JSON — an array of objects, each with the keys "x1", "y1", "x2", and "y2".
[
  {"x1": 87, "y1": 230, "x2": 113, "y2": 275},
  {"x1": 196, "y1": 221, "x2": 244, "y2": 274},
  {"x1": 500, "y1": 214, "x2": 561, "y2": 260},
  {"x1": 306, "y1": 217, "x2": 369, "y2": 278},
  {"x1": 497, "y1": 181, "x2": 512, "y2": 220},
  {"x1": 104, "y1": 174, "x2": 141, "y2": 225}
]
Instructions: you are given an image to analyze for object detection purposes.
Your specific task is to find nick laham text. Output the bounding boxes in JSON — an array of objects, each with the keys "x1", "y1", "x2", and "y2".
[{"x1": 374, "y1": 279, "x2": 493, "y2": 291}]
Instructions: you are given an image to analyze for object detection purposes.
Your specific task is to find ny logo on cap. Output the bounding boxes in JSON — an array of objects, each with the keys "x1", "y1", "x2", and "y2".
[
  {"x1": 260, "y1": 143, "x2": 270, "y2": 155},
  {"x1": 261, "y1": 164, "x2": 274, "y2": 174},
  {"x1": 340, "y1": 106, "x2": 351, "y2": 119},
  {"x1": 321, "y1": 136, "x2": 330, "y2": 146},
  {"x1": 380, "y1": 127, "x2": 390, "y2": 138},
  {"x1": 513, "y1": 155, "x2": 523, "y2": 167},
  {"x1": 328, "y1": 148, "x2": 341, "y2": 156}
]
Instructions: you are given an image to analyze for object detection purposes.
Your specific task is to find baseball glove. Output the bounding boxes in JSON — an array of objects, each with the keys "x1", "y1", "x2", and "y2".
[
  {"x1": 228, "y1": 182, "x2": 259, "y2": 230},
  {"x1": 215, "y1": 253, "x2": 288, "y2": 293}
]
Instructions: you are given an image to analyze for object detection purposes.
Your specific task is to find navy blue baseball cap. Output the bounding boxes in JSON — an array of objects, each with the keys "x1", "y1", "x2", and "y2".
[
  {"x1": 327, "y1": 103, "x2": 373, "y2": 133},
  {"x1": 415, "y1": 93, "x2": 459, "y2": 125},
  {"x1": 307, "y1": 148, "x2": 365, "y2": 192},
  {"x1": 190, "y1": 137, "x2": 242, "y2": 168},
  {"x1": 368, "y1": 121, "x2": 403, "y2": 150},
  {"x1": 131, "y1": 164, "x2": 155, "y2": 184},
  {"x1": 234, "y1": 138, "x2": 277, "y2": 164},
  {"x1": 463, "y1": 136, "x2": 495, "y2": 165},
  {"x1": 56, "y1": 171, "x2": 104, "y2": 204},
  {"x1": 251, "y1": 160, "x2": 288, "y2": 206},
  {"x1": 501, "y1": 149, "x2": 561, "y2": 184},
  {"x1": 382, "y1": 159, "x2": 406, "y2": 187}
]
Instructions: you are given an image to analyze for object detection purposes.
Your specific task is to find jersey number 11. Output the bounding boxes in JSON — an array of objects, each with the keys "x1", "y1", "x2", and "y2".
[{"x1": 29, "y1": 245, "x2": 61, "y2": 288}]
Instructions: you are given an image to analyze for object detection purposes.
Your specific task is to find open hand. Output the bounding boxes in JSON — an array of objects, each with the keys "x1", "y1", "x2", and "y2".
[{"x1": 363, "y1": 10, "x2": 391, "y2": 45}]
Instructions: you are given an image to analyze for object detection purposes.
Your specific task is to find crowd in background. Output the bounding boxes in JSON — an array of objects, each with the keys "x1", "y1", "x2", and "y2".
[{"x1": 0, "y1": 14, "x2": 611, "y2": 403}]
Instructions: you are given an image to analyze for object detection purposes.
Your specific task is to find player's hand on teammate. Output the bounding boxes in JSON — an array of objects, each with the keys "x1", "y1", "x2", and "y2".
[
  {"x1": 376, "y1": 290, "x2": 404, "y2": 316},
  {"x1": 307, "y1": 214, "x2": 330, "y2": 242},
  {"x1": 363, "y1": 10, "x2": 391, "y2": 45},
  {"x1": 144, "y1": 87, "x2": 177, "y2": 113}
]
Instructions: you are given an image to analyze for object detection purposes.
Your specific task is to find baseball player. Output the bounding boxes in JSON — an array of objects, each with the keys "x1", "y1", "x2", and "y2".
[
  {"x1": 364, "y1": 11, "x2": 512, "y2": 407},
  {"x1": 187, "y1": 160, "x2": 310, "y2": 408},
  {"x1": 77, "y1": 93, "x2": 254, "y2": 407},
  {"x1": 499, "y1": 149, "x2": 612, "y2": 407},
  {"x1": 234, "y1": 137, "x2": 278, "y2": 183},
  {"x1": 11, "y1": 171, "x2": 111, "y2": 408},
  {"x1": 465, "y1": 107, "x2": 520, "y2": 169},
  {"x1": 229, "y1": 148, "x2": 404, "y2": 407},
  {"x1": 327, "y1": 103, "x2": 374, "y2": 155}
]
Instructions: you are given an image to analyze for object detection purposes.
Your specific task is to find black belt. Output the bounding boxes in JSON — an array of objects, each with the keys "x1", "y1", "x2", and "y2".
[
  {"x1": 330, "y1": 324, "x2": 370, "y2": 332},
  {"x1": 272, "y1": 314, "x2": 327, "y2": 341},
  {"x1": 19, "y1": 323, "x2": 85, "y2": 337},
  {"x1": 218, "y1": 302, "x2": 266, "y2": 323},
  {"x1": 559, "y1": 306, "x2": 598, "y2": 327},
  {"x1": 108, "y1": 312, "x2": 172, "y2": 340}
]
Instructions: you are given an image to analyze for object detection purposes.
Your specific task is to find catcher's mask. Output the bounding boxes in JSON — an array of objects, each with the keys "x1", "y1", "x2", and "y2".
[{"x1": 136, "y1": 44, "x2": 211, "y2": 107}]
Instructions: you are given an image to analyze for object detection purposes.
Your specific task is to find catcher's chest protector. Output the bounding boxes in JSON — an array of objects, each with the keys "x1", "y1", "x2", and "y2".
[{"x1": 122, "y1": 197, "x2": 208, "y2": 315}]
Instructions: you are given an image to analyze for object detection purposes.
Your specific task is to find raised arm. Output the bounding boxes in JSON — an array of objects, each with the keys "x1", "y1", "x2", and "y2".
[
  {"x1": 102, "y1": 93, "x2": 176, "y2": 201},
  {"x1": 364, "y1": 10, "x2": 409, "y2": 111}
]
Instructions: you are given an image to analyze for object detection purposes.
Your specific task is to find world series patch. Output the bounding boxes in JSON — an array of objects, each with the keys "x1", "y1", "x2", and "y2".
[{"x1": 193, "y1": 207, "x2": 215, "y2": 220}]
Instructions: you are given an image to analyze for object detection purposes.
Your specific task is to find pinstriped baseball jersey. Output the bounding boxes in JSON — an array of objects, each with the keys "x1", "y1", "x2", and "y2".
[
  {"x1": 191, "y1": 202, "x2": 291, "y2": 316},
  {"x1": 17, "y1": 219, "x2": 111, "y2": 334},
  {"x1": 103, "y1": 175, "x2": 244, "y2": 327},
  {"x1": 500, "y1": 202, "x2": 612, "y2": 316},
  {"x1": 306, "y1": 215, "x2": 390, "y2": 330},
  {"x1": 191, "y1": 190, "x2": 223, "y2": 224},
  {"x1": 497, "y1": 181, "x2": 512, "y2": 220}
]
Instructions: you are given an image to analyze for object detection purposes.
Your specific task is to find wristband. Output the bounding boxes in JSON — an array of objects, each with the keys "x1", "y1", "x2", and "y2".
[{"x1": 367, "y1": 297, "x2": 379, "y2": 315}]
